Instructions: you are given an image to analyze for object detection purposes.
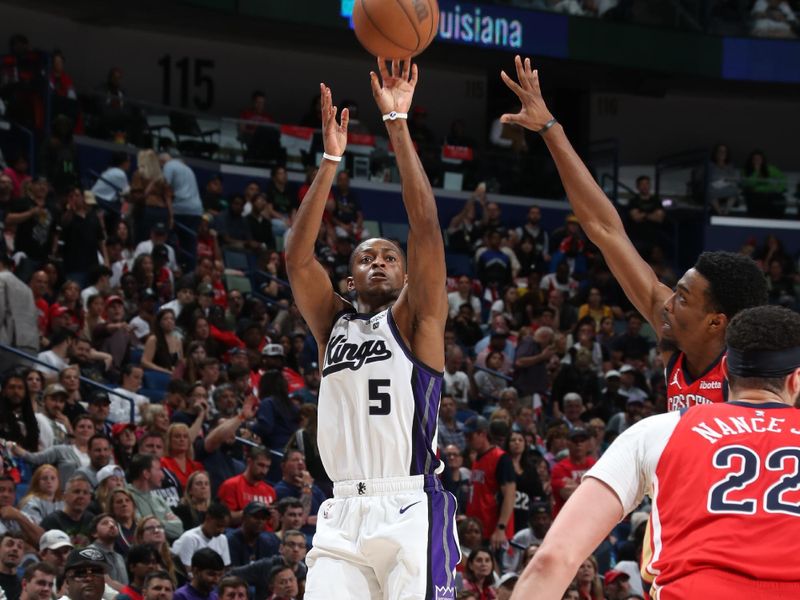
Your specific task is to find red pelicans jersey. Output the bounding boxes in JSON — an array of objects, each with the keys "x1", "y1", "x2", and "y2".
[
  {"x1": 665, "y1": 350, "x2": 728, "y2": 412},
  {"x1": 587, "y1": 402, "x2": 800, "y2": 599}
]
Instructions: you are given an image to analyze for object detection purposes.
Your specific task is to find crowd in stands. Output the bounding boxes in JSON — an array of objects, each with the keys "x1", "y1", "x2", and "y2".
[{"x1": 1, "y1": 21, "x2": 800, "y2": 600}]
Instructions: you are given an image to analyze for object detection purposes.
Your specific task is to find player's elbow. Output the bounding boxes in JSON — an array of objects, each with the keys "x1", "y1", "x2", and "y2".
[{"x1": 524, "y1": 545, "x2": 572, "y2": 580}]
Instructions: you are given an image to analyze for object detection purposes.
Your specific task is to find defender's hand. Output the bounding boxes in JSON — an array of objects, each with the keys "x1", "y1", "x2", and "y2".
[
  {"x1": 370, "y1": 57, "x2": 418, "y2": 116},
  {"x1": 320, "y1": 83, "x2": 349, "y2": 157},
  {"x1": 499, "y1": 55, "x2": 554, "y2": 132}
]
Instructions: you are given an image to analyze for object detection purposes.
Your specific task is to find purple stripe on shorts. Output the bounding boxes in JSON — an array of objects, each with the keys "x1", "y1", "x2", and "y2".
[{"x1": 427, "y1": 490, "x2": 459, "y2": 600}]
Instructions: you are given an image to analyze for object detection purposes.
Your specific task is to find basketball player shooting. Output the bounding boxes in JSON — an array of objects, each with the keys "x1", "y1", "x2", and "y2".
[
  {"x1": 511, "y1": 305, "x2": 800, "y2": 599},
  {"x1": 286, "y1": 58, "x2": 459, "y2": 600},
  {"x1": 499, "y1": 55, "x2": 767, "y2": 414}
]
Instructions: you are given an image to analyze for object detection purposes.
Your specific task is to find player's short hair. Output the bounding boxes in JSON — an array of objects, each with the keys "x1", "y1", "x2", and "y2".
[
  {"x1": 693, "y1": 251, "x2": 767, "y2": 320},
  {"x1": 726, "y1": 305, "x2": 800, "y2": 395},
  {"x1": 348, "y1": 238, "x2": 407, "y2": 273}
]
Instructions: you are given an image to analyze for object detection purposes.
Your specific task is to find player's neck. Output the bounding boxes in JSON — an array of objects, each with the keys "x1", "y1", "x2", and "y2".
[
  {"x1": 681, "y1": 339, "x2": 726, "y2": 379},
  {"x1": 358, "y1": 298, "x2": 395, "y2": 314},
  {"x1": 729, "y1": 389, "x2": 793, "y2": 407}
]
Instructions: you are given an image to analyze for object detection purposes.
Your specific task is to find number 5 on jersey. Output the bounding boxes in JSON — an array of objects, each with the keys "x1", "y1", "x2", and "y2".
[{"x1": 368, "y1": 379, "x2": 391, "y2": 415}]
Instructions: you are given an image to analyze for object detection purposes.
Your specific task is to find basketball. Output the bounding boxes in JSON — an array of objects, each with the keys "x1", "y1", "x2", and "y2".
[{"x1": 352, "y1": 0, "x2": 440, "y2": 59}]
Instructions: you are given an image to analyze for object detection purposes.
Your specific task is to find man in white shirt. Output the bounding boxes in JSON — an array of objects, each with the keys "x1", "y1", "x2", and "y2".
[
  {"x1": 133, "y1": 223, "x2": 178, "y2": 272},
  {"x1": 80, "y1": 266, "x2": 113, "y2": 309},
  {"x1": 37, "y1": 330, "x2": 74, "y2": 375},
  {"x1": 35, "y1": 384, "x2": 71, "y2": 449},
  {"x1": 172, "y1": 503, "x2": 231, "y2": 571},
  {"x1": 110, "y1": 365, "x2": 149, "y2": 424},
  {"x1": 443, "y1": 345, "x2": 471, "y2": 407},
  {"x1": 160, "y1": 278, "x2": 195, "y2": 320},
  {"x1": 90, "y1": 152, "x2": 130, "y2": 234}
]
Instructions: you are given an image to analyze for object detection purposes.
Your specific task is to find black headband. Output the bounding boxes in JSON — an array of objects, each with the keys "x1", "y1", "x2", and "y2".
[{"x1": 726, "y1": 346, "x2": 800, "y2": 378}]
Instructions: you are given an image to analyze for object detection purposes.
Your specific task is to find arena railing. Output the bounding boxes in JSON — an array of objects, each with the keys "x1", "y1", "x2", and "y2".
[{"x1": 0, "y1": 342, "x2": 137, "y2": 424}]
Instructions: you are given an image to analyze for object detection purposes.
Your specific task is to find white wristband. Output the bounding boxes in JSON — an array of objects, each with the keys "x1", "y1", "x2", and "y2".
[
  {"x1": 322, "y1": 152, "x2": 342, "y2": 163},
  {"x1": 382, "y1": 111, "x2": 408, "y2": 122}
]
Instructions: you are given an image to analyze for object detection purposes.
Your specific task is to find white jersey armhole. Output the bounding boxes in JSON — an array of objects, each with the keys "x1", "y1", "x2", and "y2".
[{"x1": 584, "y1": 411, "x2": 681, "y2": 514}]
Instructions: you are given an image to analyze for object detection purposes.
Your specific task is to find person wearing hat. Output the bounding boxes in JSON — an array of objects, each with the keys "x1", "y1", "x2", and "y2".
[
  {"x1": 495, "y1": 572, "x2": 519, "y2": 600},
  {"x1": 503, "y1": 502, "x2": 552, "y2": 574},
  {"x1": 173, "y1": 548, "x2": 224, "y2": 600},
  {"x1": 606, "y1": 395, "x2": 645, "y2": 436},
  {"x1": 603, "y1": 568, "x2": 631, "y2": 600},
  {"x1": 38, "y1": 530, "x2": 73, "y2": 577},
  {"x1": 35, "y1": 383, "x2": 71, "y2": 449},
  {"x1": 464, "y1": 415, "x2": 517, "y2": 550},
  {"x1": 63, "y1": 546, "x2": 108, "y2": 600},
  {"x1": 549, "y1": 427, "x2": 595, "y2": 519},
  {"x1": 134, "y1": 223, "x2": 178, "y2": 272},
  {"x1": 225, "y1": 502, "x2": 280, "y2": 568},
  {"x1": 259, "y1": 344, "x2": 305, "y2": 396},
  {"x1": 85, "y1": 391, "x2": 113, "y2": 438}
]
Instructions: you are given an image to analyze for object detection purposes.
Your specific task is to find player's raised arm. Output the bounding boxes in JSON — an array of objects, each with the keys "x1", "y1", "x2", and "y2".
[
  {"x1": 500, "y1": 56, "x2": 671, "y2": 332},
  {"x1": 370, "y1": 57, "x2": 447, "y2": 370},
  {"x1": 284, "y1": 84, "x2": 348, "y2": 345}
]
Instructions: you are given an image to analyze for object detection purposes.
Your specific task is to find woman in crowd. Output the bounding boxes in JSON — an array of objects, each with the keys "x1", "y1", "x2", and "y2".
[
  {"x1": 140, "y1": 405, "x2": 170, "y2": 438},
  {"x1": 577, "y1": 288, "x2": 613, "y2": 333},
  {"x1": 474, "y1": 351, "x2": 508, "y2": 403},
  {"x1": 441, "y1": 445, "x2": 471, "y2": 516},
  {"x1": 58, "y1": 280, "x2": 83, "y2": 331},
  {"x1": 106, "y1": 488, "x2": 137, "y2": 556},
  {"x1": 490, "y1": 286, "x2": 520, "y2": 331},
  {"x1": 112, "y1": 423, "x2": 138, "y2": 472},
  {"x1": 25, "y1": 369, "x2": 46, "y2": 409},
  {"x1": 186, "y1": 316, "x2": 222, "y2": 360},
  {"x1": 183, "y1": 341, "x2": 208, "y2": 384},
  {"x1": 130, "y1": 149, "x2": 173, "y2": 243},
  {"x1": 160, "y1": 423, "x2": 203, "y2": 489},
  {"x1": 706, "y1": 143, "x2": 740, "y2": 215},
  {"x1": 741, "y1": 149, "x2": 788, "y2": 219},
  {"x1": 141, "y1": 308, "x2": 184, "y2": 376},
  {"x1": 116, "y1": 220, "x2": 136, "y2": 260},
  {"x1": 543, "y1": 425, "x2": 569, "y2": 468},
  {"x1": 82, "y1": 294, "x2": 106, "y2": 341},
  {"x1": 456, "y1": 518, "x2": 484, "y2": 574},
  {"x1": 535, "y1": 455, "x2": 552, "y2": 499},
  {"x1": 18, "y1": 464, "x2": 63, "y2": 524},
  {"x1": 11, "y1": 413, "x2": 95, "y2": 484},
  {"x1": 505, "y1": 430, "x2": 545, "y2": 533},
  {"x1": 131, "y1": 254, "x2": 155, "y2": 292},
  {"x1": 173, "y1": 470, "x2": 211, "y2": 531},
  {"x1": 0, "y1": 371, "x2": 40, "y2": 452},
  {"x1": 92, "y1": 465, "x2": 126, "y2": 516},
  {"x1": 58, "y1": 365, "x2": 85, "y2": 422},
  {"x1": 462, "y1": 548, "x2": 497, "y2": 600},
  {"x1": 575, "y1": 556, "x2": 604, "y2": 600},
  {"x1": 134, "y1": 515, "x2": 181, "y2": 585}
]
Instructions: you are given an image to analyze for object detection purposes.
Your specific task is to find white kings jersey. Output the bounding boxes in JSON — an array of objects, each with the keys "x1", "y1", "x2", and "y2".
[{"x1": 318, "y1": 307, "x2": 444, "y2": 483}]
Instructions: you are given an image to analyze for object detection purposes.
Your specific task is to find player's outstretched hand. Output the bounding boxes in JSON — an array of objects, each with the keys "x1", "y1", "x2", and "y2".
[
  {"x1": 370, "y1": 56, "x2": 418, "y2": 116},
  {"x1": 499, "y1": 55, "x2": 554, "y2": 132},
  {"x1": 320, "y1": 83, "x2": 349, "y2": 157}
]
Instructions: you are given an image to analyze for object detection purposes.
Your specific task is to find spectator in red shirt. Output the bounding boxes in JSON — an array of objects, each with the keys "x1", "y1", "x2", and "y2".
[
  {"x1": 217, "y1": 447, "x2": 276, "y2": 527},
  {"x1": 549, "y1": 427, "x2": 597, "y2": 518},
  {"x1": 239, "y1": 91, "x2": 274, "y2": 140},
  {"x1": 464, "y1": 416, "x2": 516, "y2": 550},
  {"x1": 160, "y1": 424, "x2": 203, "y2": 489}
]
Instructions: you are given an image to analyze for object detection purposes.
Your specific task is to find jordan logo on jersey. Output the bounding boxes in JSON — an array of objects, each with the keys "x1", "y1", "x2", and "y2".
[
  {"x1": 323, "y1": 334, "x2": 393, "y2": 375},
  {"x1": 670, "y1": 370, "x2": 681, "y2": 389}
]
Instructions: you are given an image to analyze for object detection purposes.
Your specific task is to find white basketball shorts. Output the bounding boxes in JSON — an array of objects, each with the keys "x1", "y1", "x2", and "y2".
[{"x1": 304, "y1": 474, "x2": 460, "y2": 600}]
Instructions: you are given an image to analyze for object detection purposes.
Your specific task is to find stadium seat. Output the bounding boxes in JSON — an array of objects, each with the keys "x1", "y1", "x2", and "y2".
[
  {"x1": 142, "y1": 369, "x2": 171, "y2": 392},
  {"x1": 225, "y1": 273, "x2": 252, "y2": 295},
  {"x1": 223, "y1": 248, "x2": 250, "y2": 271},
  {"x1": 169, "y1": 111, "x2": 219, "y2": 158}
]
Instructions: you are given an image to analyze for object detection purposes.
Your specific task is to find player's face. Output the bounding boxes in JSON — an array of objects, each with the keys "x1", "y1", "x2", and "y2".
[
  {"x1": 662, "y1": 268, "x2": 720, "y2": 349},
  {"x1": 348, "y1": 239, "x2": 406, "y2": 300}
]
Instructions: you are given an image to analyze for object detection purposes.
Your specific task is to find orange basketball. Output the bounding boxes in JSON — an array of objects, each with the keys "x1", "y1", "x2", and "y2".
[{"x1": 352, "y1": 0, "x2": 440, "y2": 59}]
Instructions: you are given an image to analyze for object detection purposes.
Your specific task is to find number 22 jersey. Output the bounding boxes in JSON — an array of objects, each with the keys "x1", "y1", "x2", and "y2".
[
  {"x1": 587, "y1": 401, "x2": 800, "y2": 595},
  {"x1": 317, "y1": 307, "x2": 444, "y2": 483}
]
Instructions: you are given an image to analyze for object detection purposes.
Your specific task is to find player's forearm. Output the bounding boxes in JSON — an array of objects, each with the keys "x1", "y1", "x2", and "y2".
[
  {"x1": 285, "y1": 161, "x2": 337, "y2": 267},
  {"x1": 385, "y1": 120, "x2": 439, "y2": 232},
  {"x1": 541, "y1": 125, "x2": 626, "y2": 242}
]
